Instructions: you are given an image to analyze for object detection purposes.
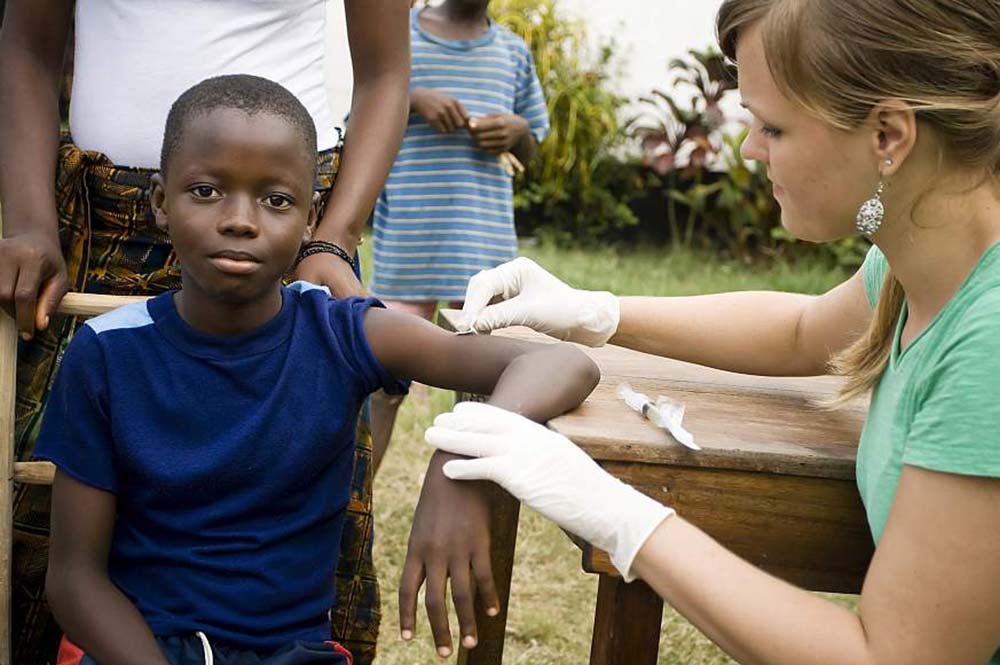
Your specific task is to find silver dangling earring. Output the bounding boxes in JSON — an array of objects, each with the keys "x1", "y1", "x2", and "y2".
[{"x1": 856, "y1": 159, "x2": 892, "y2": 237}]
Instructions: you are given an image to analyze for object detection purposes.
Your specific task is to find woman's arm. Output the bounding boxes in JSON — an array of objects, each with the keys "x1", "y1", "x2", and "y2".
[
  {"x1": 363, "y1": 307, "x2": 600, "y2": 657},
  {"x1": 427, "y1": 405, "x2": 1000, "y2": 665},
  {"x1": 47, "y1": 471, "x2": 170, "y2": 665},
  {"x1": 293, "y1": 0, "x2": 410, "y2": 297},
  {"x1": 613, "y1": 267, "x2": 871, "y2": 376},
  {"x1": 0, "y1": 0, "x2": 74, "y2": 337},
  {"x1": 462, "y1": 257, "x2": 873, "y2": 376},
  {"x1": 632, "y1": 466, "x2": 1000, "y2": 665}
]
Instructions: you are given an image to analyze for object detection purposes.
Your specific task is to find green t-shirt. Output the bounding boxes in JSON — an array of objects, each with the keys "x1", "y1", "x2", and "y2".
[{"x1": 858, "y1": 243, "x2": 1000, "y2": 664}]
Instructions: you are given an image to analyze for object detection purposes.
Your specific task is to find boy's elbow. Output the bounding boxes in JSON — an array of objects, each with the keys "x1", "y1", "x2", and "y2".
[{"x1": 560, "y1": 344, "x2": 601, "y2": 395}]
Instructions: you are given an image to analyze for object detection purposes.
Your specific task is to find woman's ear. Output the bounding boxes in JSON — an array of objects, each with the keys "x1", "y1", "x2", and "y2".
[
  {"x1": 150, "y1": 173, "x2": 169, "y2": 232},
  {"x1": 869, "y1": 101, "x2": 917, "y2": 177},
  {"x1": 303, "y1": 192, "x2": 321, "y2": 244}
]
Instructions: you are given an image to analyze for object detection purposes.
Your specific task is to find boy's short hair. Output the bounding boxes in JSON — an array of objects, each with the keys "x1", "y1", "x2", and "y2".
[{"x1": 160, "y1": 74, "x2": 318, "y2": 174}]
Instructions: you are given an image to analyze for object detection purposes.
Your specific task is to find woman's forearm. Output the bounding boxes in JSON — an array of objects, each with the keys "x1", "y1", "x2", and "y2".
[
  {"x1": 46, "y1": 568, "x2": 170, "y2": 665},
  {"x1": 633, "y1": 517, "x2": 874, "y2": 665},
  {"x1": 612, "y1": 292, "x2": 822, "y2": 376},
  {"x1": 315, "y1": 71, "x2": 408, "y2": 249},
  {"x1": 319, "y1": 0, "x2": 410, "y2": 252},
  {"x1": 0, "y1": 1, "x2": 73, "y2": 235}
]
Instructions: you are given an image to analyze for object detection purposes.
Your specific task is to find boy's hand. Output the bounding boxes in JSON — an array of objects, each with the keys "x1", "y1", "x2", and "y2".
[
  {"x1": 426, "y1": 402, "x2": 674, "y2": 582},
  {"x1": 399, "y1": 450, "x2": 500, "y2": 658},
  {"x1": 411, "y1": 88, "x2": 470, "y2": 134},
  {"x1": 468, "y1": 114, "x2": 530, "y2": 154}
]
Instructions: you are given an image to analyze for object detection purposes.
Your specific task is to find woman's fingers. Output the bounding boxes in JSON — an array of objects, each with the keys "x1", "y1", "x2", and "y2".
[
  {"x1": 35, "y1": 272, "x2": 67, "y2": 332},
  {"x1": 461, "y1": 269, "x2": 506, "y2": 325},
  {"x1": 424, "y1": 427, "x2": 510, "y2": 460},
  {"x1": 13, "y1": 264, "x2": 40, "y2": 339},
  {"x1": 441, "y1": 458, "x2": 502, "y2": 483},
  {"x1": 470, "y1": 295, "x2": 534, "y2": 333},
  {"x1": 448, "y1": 401, "x2": 535, "y2": 431}
]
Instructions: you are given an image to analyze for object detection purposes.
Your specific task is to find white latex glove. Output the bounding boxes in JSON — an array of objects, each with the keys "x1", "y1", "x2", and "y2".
[
  {"x1": 461, "y1": 257, "x2": 620, "y2": 347},
  {"x1": 425, "y1": 402, "x2": 674, "y2": 581}
]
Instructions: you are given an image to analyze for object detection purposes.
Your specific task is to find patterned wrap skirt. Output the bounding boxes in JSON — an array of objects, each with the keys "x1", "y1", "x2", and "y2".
[{"x1": 11, "y1": 140, "x2": 382, "y2": 665}]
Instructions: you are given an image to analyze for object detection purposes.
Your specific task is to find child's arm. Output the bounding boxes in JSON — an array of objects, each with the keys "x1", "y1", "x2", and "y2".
[
  {"x1": 468, "y1": 114, "x2": 538, "y2": 163},
  {"x1": 363, "y1": 307, "x2": 599, "y2": 656},
  {"x1": 365, "y1": 307, "x2": 598, "y2": 420},
  {"x1": 46, "y1": 471, "x2": 170, "y2": 665},
  {"x1": 410, "y1": 88, "x2": 470, "y2": 134}
]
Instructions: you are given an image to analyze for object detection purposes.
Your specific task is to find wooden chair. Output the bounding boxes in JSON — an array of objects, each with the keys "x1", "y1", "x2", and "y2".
[{"x1": 1, "y1": 292, "x2": 147, "y2": 665}]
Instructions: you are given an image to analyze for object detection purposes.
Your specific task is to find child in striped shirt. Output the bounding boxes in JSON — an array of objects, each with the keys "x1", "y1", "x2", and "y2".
[{"x1": 370, "y1": 0, "x2": 550, "y2": 319}]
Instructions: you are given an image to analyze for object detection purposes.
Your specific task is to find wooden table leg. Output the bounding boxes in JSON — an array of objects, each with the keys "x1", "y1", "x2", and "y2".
[
  {"x1": 458, "y1": 485, "x2": 520, "y2": 665},
  {"x1": 589, "y1": 575, "x2": 663, "y2": 665}
]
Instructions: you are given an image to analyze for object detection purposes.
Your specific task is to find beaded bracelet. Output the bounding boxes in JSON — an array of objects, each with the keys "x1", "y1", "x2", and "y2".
[{"x1": 295, "y1": 240, "x2": 356, "y2": 269}]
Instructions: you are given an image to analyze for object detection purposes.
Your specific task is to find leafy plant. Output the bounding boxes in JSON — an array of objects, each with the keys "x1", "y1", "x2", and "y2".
[
  {"x1": 666, "y1": 128, "x2": 777, "y2": 260},
  {"x1": 632, "y1": 49, "x2": 867, "y2": 268},
  {"x1": 490, "y1": 0, "x2": 644, "y2": 244},
  {"x1": 630, "y1": 48, "x2": 736, "y2": 177}
]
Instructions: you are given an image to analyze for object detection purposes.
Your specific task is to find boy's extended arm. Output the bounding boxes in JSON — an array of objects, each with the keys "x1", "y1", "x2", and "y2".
[
  {"x1": 47, "y1": 471, "x2": 170, "y2": 665},
  {"x1": 363, "y1": 307, "x2": 599, "y2": 655},
  {"x1": 364, "y1": 307, "x2": 598, "y2": 420}
]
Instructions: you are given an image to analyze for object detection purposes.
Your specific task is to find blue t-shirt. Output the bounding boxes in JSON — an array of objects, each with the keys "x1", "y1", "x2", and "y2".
[{"x1": 35, "y1": 282, "x2": 407, "y2": 652}]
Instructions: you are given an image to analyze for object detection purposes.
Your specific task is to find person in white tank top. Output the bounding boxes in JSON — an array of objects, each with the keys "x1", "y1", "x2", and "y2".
[
  {"x1": 70, "y1": 0, "x2": 341, "y2": 168},
  {"x1": 0, "y1": 4, "x2": 519, "y2": 665}
]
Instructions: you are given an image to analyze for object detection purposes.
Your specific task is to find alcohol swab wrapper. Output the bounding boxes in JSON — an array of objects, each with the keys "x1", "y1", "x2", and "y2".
[
  {"x1": 452, "y1": 312, "x2": 479, "y2": 335},
  {"x1": 617, "y1": 382, "x2": 700, "y2": 451}
]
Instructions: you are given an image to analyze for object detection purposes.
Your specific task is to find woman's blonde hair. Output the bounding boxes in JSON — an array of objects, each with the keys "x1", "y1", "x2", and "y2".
[{"x1": 716, "y1": 0, "x2": 1000, "y2": 401}]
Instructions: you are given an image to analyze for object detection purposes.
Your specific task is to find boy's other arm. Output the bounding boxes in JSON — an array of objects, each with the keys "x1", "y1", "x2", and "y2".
[
  {"x1": 47, "y1": 471, "x2": 170, "y2": 665},
  {"x1": 0, "y1": 0, "x2": 75, "y2": 338},
  {"x1": 363, "y1": 307, "x2": 599, "y2": 656}
]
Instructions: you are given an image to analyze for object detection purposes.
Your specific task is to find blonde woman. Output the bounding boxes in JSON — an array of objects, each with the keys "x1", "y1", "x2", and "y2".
[{"x1": 415, "y1": 0, "x2": 1000, "y2": 662}]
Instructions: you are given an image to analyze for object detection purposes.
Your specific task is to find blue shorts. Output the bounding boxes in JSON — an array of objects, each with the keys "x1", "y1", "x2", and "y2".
[{"x1": 58, "y1": 634, "x2": 353, "y2": 665}]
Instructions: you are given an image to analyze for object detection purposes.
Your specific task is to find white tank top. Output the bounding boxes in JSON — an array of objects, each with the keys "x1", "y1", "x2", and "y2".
[{"x1": 70, "y1": 0, "x2": 338, "y2": 168}]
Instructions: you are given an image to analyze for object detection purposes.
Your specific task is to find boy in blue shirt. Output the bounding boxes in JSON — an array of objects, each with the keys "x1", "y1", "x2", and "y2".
[{"x1": 36, "y1": 75, "x2": 598, "y2": 665}]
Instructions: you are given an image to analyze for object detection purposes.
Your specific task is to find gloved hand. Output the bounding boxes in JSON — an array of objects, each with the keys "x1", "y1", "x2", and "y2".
[
  {"x1": 425, "y1": 402, "x2": 674, "y2": 581},
  {"x1": 460, "y1": 257, "x2": 620, "y2": 347}
]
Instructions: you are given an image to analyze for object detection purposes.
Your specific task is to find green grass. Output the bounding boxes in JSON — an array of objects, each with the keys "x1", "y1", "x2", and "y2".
[{"x1": 363, "y1": 242, "x2": 852, "y2": 664}]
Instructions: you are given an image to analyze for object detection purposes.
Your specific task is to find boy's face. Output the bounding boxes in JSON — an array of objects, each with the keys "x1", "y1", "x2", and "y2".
[{"x1": 151, "y1": 108, "x2": 319, "y2": 307}]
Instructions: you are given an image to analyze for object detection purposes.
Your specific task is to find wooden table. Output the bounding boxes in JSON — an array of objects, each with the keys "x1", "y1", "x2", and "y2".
[{"x1": 437, "y1": 311, "x2": 874, "y2": 665}]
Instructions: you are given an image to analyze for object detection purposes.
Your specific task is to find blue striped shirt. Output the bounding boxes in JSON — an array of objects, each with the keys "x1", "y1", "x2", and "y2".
[{"x1": 371, "y1": 7, "x2": 549, "y2": 301}]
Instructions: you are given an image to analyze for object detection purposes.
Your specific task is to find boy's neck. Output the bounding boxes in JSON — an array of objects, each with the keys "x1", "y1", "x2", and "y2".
[
  {"x1": 425, "y1": 1, "x2": 490, "y2": 36},
  {"x1": 173, "y1": 283, "x2": 285, "y2": 338}
]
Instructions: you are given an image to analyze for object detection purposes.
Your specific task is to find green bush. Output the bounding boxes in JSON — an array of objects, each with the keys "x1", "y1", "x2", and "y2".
[{"x1": 492, "y1": 0, "x2": 647, "y2": 244}]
